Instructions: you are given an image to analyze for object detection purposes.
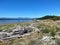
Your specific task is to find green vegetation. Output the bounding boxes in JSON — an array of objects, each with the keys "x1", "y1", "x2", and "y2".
[
  {"x1": 36, "y1": 20, "x2": 60, "y2": 37},
  {"x1": 0, "y1": 24, "x2": 17, "y2": 30},
  {"x1": 0, "y1": 22, "x2": 32, "y2": 30},
  {"x1": 36, "y1": 15, "x2": 60, "y2": 20},
  {"x1": 50, "y1": 31, "x2": 56, "y2": 37}
]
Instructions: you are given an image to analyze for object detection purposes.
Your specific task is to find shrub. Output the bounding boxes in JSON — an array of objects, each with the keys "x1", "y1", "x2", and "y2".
[{"x1": 50, "y1": 31, "x2": 56, "y2": 37}]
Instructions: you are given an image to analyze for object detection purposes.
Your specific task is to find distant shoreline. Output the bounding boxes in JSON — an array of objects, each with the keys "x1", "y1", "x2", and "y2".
[{"x1": 0, "y1": 18, "x2": 34, "y2": 20}]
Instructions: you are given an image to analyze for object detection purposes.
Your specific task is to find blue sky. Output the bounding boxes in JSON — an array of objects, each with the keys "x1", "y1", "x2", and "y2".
[{"x1": 0, "y1": 0, "x2": 60, "y2": 18}]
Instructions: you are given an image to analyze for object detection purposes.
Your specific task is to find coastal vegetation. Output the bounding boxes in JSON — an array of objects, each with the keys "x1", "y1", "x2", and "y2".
[
  {"x1": 0, "y1": 24, "x2": 16, "y2": 30},
  {"x1": 0, "y1": 16, "x2": 60, "y2": 45},
  {"x1": 36, "y1": 15, "x2": 60, "y2": 20}
]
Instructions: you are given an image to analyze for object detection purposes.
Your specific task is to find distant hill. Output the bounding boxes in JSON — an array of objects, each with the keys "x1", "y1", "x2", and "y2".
[{"x1": 36, "y1": 15, "x2": 60, "y2": 20}]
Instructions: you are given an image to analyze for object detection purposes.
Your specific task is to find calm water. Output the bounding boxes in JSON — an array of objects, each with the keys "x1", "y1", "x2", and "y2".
[{"x1": 0, "y1": 20, "x2": 32, "y2": 24}]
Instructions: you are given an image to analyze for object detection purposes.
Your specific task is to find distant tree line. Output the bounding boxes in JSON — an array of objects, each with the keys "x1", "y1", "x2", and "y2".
[{"x1": 36, "y1": 15, "x2": 60, "y2": 20}]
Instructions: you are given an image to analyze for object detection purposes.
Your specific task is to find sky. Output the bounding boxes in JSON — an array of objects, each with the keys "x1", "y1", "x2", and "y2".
[{"x1": 0, "y1": 0, "x2": 60, "y2": 18}]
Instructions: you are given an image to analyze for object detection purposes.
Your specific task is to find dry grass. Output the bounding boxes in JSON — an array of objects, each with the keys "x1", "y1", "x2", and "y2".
[{"x1": 0, "y1": 20, "x2": 60, "y2": 45}]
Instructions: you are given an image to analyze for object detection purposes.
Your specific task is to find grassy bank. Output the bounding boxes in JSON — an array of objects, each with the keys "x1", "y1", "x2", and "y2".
[{"x1": 0, "y1": 19, "x2": 60, "y2": 45}]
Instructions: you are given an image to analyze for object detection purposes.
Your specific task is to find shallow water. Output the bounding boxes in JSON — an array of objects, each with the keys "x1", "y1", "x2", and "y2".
[{"x1": 0, "y1": 20, "x2": 32, "y2": 24}]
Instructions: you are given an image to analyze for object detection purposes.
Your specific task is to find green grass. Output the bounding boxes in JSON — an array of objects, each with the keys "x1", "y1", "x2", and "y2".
[
  {"x1": 0, "y1": 21, "x2": 32, "y2": 30},
  {"x1": 36, "y1": 20, "x2": 60, "y2": 37},
  {"x1": 0, "y1": 24, "x2": 17, "y2": 30}
]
